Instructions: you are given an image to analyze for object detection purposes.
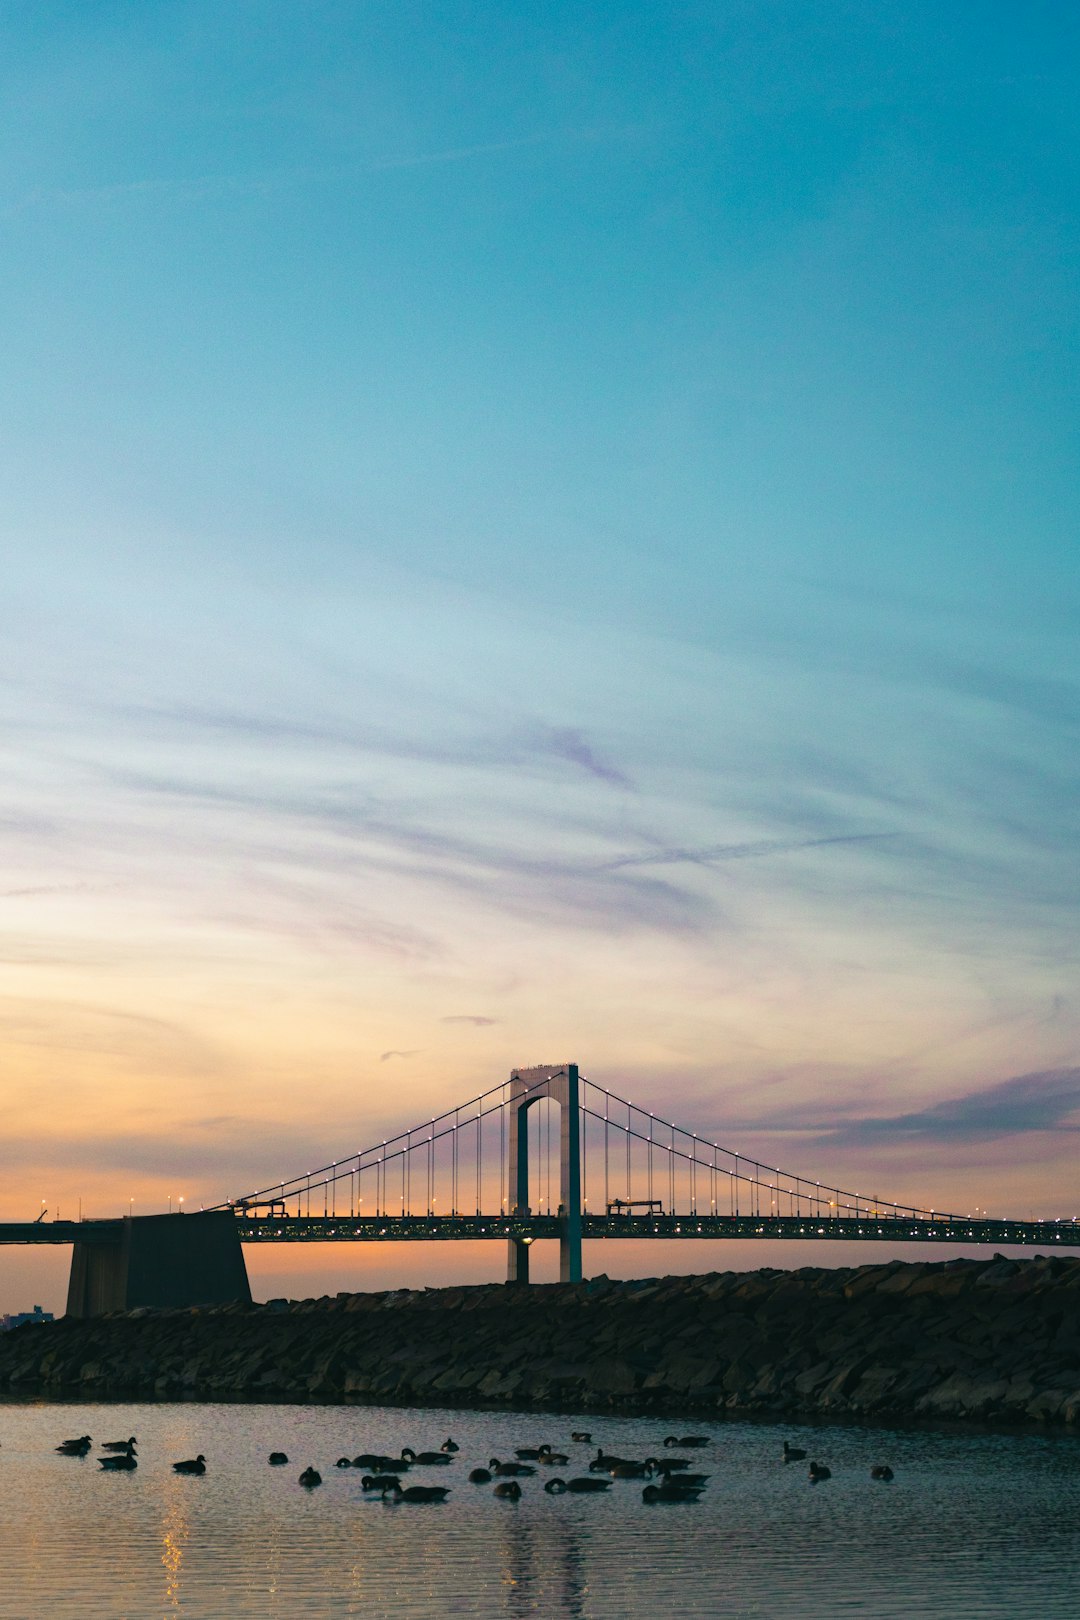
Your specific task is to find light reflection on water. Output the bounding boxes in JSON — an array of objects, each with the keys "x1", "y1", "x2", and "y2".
[{"x1": 0, "y1": 1400, "x2": 1077, "y2": 1618}]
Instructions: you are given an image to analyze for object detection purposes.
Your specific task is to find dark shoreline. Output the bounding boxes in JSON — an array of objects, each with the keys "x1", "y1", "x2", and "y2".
[{"x1": 2, "y1": 1256, "x2": 1078, "y2": 1433}]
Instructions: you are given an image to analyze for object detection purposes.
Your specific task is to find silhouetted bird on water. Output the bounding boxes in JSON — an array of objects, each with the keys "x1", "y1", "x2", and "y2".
[
  {"x1": 870, "y1": 1464, "x2": 895, "y2": 1481},
  {"x1": 387, "y1": 1483, "x2": 449, "y2": 1503},
  {"x1": 545, "y1": 1476, "x2": 610, "y2": 1493},
  {"x1": 101, "y1": 1436, "x2": 137, "y2": 1453},
  {"x1": 173, "y1": 1455, "x2": 206, "y2": 1475},
  {"x1": 493, "y1": 1480, "x2": 522, "y2": 1500},
  {"x1": 808, "y1": 1461, "x2": 831, "y2": 1482},
  {"x1": 361, "y1": 1474, "x2": 402, "y2": 1491},
  {"x1": 298, "y1": 1467, "x2": 322, "y2": 1488},
  {"x1": 56, "y1": 1436, "x2": 92, "y2": 1455},
  {"x1": 642, "y1": 1482, "x2": 703, "y2": 1502},
  {"x1": 268, "y1": 1452, "x2": 288, "y2": 1465},
  {"x1": 664, "y1": 1435, "x2": 709, "y2": 1448},
  {"x1": 468, "y1": 1468, "x2": 492, "y2": 1484},
  {"x1": 99, "y1": 1451, "x2": 137, "y2": 1471},
  {"x1": 570, "y1": 1431, "x2": 592, "y2": 1443},
  {"x1": 782, "y1": 1441, "x2": 807, "y2": 1463},
  {"x1": 590, "y1": 1448, "x2": 637, "y2": 1472},
  {"x1": 489, "y1": 1457, "x2": 535, "y2": 1476},
  {"x1": 400, "y1": 1447, "x2": 453, "y2": 1466},
  {"x1": 440, "y1": 1437, "x2": 459, "y2": 1453}
]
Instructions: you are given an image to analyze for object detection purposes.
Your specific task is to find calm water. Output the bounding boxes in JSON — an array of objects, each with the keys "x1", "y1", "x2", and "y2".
[{"x1": 0, "y1": 1400, "x2": 1077, "y2": 1618}]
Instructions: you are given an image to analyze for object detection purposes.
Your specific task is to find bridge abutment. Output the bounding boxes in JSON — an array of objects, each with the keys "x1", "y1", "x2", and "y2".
[{"x1": 66, "y1": 1213, "x2": 251, "y2": 1318}]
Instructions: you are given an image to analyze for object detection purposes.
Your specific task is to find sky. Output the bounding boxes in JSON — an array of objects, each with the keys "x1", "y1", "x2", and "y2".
[{"x1": 1, "y1": 1, "x2": 1078, "y2": 1309}]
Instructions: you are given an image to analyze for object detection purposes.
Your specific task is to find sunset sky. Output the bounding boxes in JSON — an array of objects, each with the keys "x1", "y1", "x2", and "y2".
[{"x1": 2, "y1": 3, "x2": 1078, "y2": 1309}]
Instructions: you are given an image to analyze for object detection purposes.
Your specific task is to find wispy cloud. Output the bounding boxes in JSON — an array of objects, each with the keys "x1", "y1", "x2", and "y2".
[
  {"x1": 117, "y1": 702, "x2": 632, "y2": 789},
  {"x1": 368, "y1": 134, "x2": 549, "y2": 171},
  {"x1": 0, "y1": 1117, "x2": 349, "y2": 1190},
  {"x1": 601, "y1": 832, "x2": 892, "y2": 871},
  {"x1": 822, "y1": 1068, "x2": 1080, "y2": 1146},
  {"x1": 380, "y1": 1049, "x2": 421, "y2": 1062},
  {"x1": 537, "y1": 726, "x2": 632, "y2": 788},
  {"x1": 2, "y1": 882, "x2": 105, "y2": 899},
  {"x1": 441, "y1": 1015, "x2": 498, "y2": 1026},
  {"x1": 8, "y1": 129, "x2": 563, "y2": 219}
]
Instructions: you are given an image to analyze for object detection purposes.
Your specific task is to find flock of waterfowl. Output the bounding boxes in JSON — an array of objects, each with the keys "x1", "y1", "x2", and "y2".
[
  {"x1": 51, "y1": 1428, "x2": 895, "y2": 1500},
  {"x1": 54, "y1": 1435, "x2": 206, "y2": 1474}
]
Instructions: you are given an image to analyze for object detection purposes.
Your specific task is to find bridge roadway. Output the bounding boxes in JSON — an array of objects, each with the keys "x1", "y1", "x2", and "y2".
[{"x1": 3, "y1": 1213, "x2": 1079, "y2": 1247}]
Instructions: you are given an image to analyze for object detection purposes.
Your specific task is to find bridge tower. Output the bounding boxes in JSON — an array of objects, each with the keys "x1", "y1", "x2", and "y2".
[{"x1": 506, "y1": 1063, "x2": 582, "y2": 1284}]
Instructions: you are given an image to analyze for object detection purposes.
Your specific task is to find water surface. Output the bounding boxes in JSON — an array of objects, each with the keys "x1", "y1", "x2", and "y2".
[{"x1": 0, "y1": 1400, "x2": 1076, "y2": 1618}]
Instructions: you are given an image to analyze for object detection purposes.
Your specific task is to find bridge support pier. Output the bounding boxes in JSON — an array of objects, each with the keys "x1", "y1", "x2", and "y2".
[
  {"x1": 66, "y1": 1213, "x2": 251, "y2": 1318},
  {"x1": 506, "y1": 1064, "x2": 582, "y2": 1285}
]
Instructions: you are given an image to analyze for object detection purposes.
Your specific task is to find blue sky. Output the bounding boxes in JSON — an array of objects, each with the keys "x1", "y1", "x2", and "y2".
[{"x1": 1, "y1": 2, "x2": 1078, "y2": 1303}]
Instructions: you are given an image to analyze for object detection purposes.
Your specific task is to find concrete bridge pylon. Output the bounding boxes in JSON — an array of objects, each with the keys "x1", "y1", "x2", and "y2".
[{"x1": 506, "y1": 1063, "x2": 582, "y2": 1284}]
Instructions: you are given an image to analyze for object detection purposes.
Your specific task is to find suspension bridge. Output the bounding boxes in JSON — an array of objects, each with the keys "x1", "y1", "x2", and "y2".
[{"x1": 4, "y1": 1064, "x2": 1079, "y2": 1315}]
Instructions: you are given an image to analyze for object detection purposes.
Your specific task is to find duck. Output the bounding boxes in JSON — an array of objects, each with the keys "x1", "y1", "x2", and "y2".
[
  {"x1": 355, "y1": 1453, "x2": 407, "y2": 1471},
  {"x1": 440, "y1": 1437, "x2": 460, "y2": 1453},
  {"x1": 643, "y1": 1481, "x2": 703, "y2": 1503},
  {"x1": 538, "y1": 1446, "x2": 570, "y2": 1466},
  {"x1": 645, "y1": 1456, "x2": 690, "y2": 1475},
  {"x1": 400, "y1": 1447, "x2": 453, "y2": 1466},
  {"x1": 870, "y1": 1464, "x2": 895, "y2": 1482},
  {"x1": 493, "y1": 1480, "x2": 522, "y2": 1500},
  {"x1": 664, "y1": 1435, "x2": 709, "y2": 1448},
  {"x1": 360, "y1": 1474, "x2": 401, "y2": 1491},
  {"x1": 545, "y1": 1476, "x2": 610, "y2": 1494},
  {"x1": 99, "y1": 1452, "x2": 138, "y2": 1471},
  {"x1": 335, "y1": 1457, "x2": 353, "y2": 1468},
  {"x1": 489, "y1": 1457, "x2": 536, "y2": 1477},
  {"x1": 468, "y1": 1467, "x2": 493, "y2": 1484},
  {"x1": 172, "y1": 1455, "x2": 206, "y2": 1475},
  {"x1": 101, "y1": 1436, "x2": 138, "y2": 1454},
  {"x1": 590, "y1": 1447, "x2": 634, "y2": 1472},
  {"x1": 268, "y1": 1452, "x2": 289, "y2": 1465},
  {"x1": 808, "y1": 1461, "x2": 831, "y2": 1483},
  {"x1": 782, "y1": 1441, "x2": 807, "y2": 1463},
  {"x1": 55, "y1": 1435, "x2": 92, "y2": 1455},
  {"x1": 513, "y1": 1446, "x2": 546, "y2": 1459},
  {"x1": 298, "y1": 1467, "x2": 322, "y2": 1488},
  {"x1": 570, "y1": 1431, "x2": 592, "y2": 1443},
  {"x1": 607, "y1": 1460, "x2": 649, "y2": 1478},
  {"x1": 387, "y1": 1483, "x2": 449, "y2": 1503}
]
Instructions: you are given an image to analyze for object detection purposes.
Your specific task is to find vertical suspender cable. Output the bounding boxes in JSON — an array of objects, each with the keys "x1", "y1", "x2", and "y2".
[
  {"x1": 581, "y1": 1103, "x2": 587, "y2": 1211},
  {"x1": 669, "y1": 1128, "x2": 675, "y2": 1214}
]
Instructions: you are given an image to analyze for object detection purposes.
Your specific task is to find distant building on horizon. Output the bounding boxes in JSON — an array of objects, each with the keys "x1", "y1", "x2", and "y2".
[{"x1": 1, "y1": 1304, "x2": 53, "y2": 1331}]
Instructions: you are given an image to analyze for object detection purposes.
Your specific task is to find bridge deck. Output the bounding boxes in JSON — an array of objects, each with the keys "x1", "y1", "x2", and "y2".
[
  {"x1": 230, "y1": 1213, "x2": 1080, "y2": 1247},
  {"x1": 0, "y1": 1220, "x2": 122, "y2": 1245},
  {"x1": 2, "y1": 1213, "x2": 1077, "y2": 1247}
]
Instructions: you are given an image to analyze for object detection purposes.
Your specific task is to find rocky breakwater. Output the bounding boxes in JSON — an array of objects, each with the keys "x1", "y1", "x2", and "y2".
[{"x1": 1, "y1": 1255, "x2": 1079, "y2": 1428}]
